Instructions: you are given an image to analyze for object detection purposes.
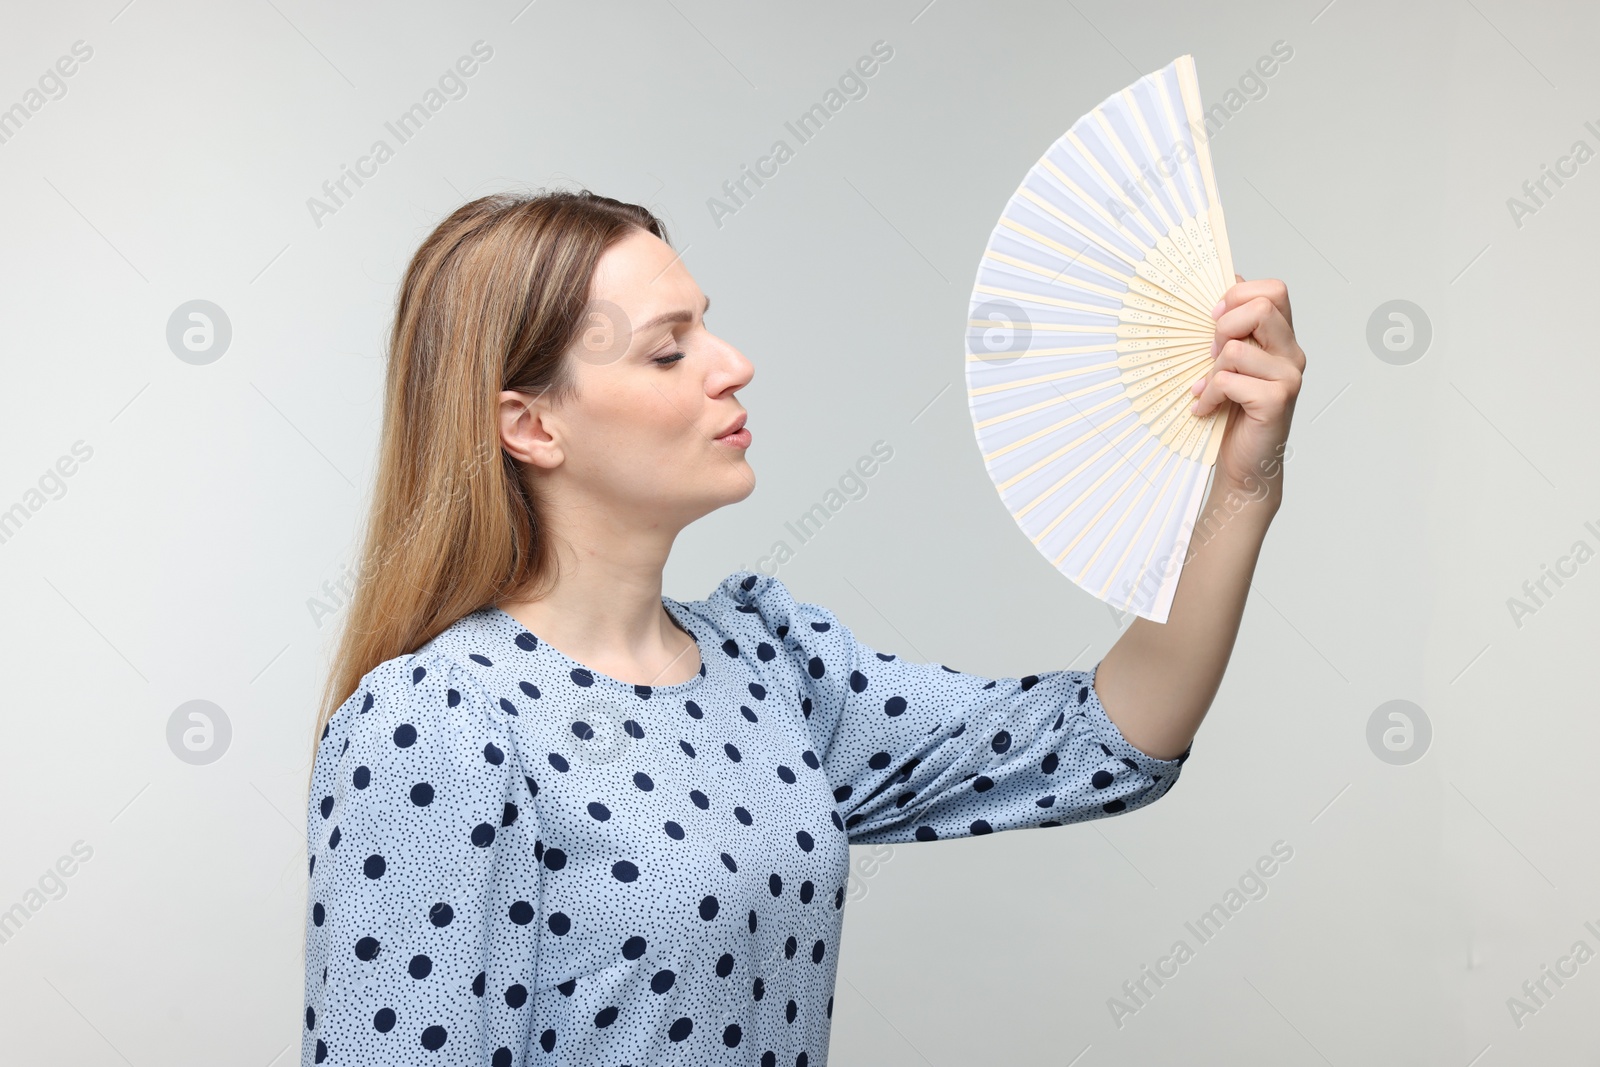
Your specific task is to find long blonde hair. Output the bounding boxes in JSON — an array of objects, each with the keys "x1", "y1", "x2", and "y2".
[{"x1": 312, "y1": 189, "x2": 669, "y2": 749}]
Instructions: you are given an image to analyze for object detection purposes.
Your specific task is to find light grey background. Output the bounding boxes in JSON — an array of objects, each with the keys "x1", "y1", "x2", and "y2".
[{"x1": 1, "y1": 0, "x2": 1595, "y2": 1063}]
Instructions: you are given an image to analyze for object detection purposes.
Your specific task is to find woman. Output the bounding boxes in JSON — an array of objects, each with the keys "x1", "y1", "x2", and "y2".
[{"x1": 300, "y1": 190, "x2": 1302, "y2": 1066}]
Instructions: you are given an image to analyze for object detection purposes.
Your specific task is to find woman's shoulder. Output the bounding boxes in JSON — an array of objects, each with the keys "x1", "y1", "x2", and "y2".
[
  {"x1": 317, "y1": 625, "x2": 518, "y2": 767},
  {"x1": 669, "y1": 570, "x2": 845, "y2": 636}
]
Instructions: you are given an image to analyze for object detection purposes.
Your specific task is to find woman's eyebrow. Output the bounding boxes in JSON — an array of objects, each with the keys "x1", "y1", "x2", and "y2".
[{"x1": 636, "y1": 294, "x2": 710, "y2": 334}]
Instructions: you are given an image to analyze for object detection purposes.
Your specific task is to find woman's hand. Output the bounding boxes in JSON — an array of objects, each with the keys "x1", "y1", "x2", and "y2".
[
  {"x1": 1190, "y1": 274, "x2": 1305, "y2": 502},
  {"x1": 1096, "y1": 274, "x2": 1303, "y2": 760}
]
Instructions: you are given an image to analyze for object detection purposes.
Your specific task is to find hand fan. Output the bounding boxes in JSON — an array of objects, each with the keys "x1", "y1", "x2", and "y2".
[{"x1": 964, "y1": 54, "x2": 1235, "y2": 625}]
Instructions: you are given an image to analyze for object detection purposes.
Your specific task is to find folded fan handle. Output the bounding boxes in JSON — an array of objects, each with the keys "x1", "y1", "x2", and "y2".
[
  {"x1": 1199, "y1": 197, "x2": 1235, "y2": 470},
  {"x1": 1177, "y1": 54, "x2": 1237, "y2": 471}
]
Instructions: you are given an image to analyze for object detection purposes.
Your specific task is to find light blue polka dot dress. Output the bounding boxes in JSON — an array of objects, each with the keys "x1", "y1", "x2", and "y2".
[{"x1": 301, "y1": 571, "x2": 1187, "y2": 1065}]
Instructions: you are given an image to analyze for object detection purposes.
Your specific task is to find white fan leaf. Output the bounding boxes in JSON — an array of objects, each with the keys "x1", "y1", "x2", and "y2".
[{"x1": 965, "y1": 55, "x2": 1236, "y2": 624}]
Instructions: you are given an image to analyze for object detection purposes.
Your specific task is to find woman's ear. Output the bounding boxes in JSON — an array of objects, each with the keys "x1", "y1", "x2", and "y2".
[{"x1": 498, "y1": 388, "x2": 562, "y2": 470}]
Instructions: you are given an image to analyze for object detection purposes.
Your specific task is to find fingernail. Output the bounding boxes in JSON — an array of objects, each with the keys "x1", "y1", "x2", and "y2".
[
  {"x1": 1189, "y1": 400, "x2": 1200, "y2": 414},
  {"x1": 1210, "y1": 299, "x2": 1225, "y2": 319},
  {"x1": 1191, "y1": 377, "x2": 1206, "y2": 395}
]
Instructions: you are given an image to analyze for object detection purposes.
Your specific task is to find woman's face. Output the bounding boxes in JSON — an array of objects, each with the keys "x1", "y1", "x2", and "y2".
[{"x1": 502, "y1": 227, "x2": 756, "y2": 529}]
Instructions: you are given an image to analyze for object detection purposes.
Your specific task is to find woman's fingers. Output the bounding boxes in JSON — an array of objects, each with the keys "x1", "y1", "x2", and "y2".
[
  {"x1": 1190, "y1": 365, "x2": 1296, "y2": 422},
  {"x1": 1191, "y1": 333, "x2": 1304, "y2": 420},
  {"x1": 1192, "y1": 273, "x2": 1304, "y2": 419},
  {"x1": 1211, "y1": 295, "x2": 1301, "y2": 369},
  {"x1": 1213, "y1": 276, "x2": 1293, "y2": 330}
]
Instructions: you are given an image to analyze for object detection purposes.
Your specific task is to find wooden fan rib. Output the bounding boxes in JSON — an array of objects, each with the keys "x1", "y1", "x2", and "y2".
[
  {"x1": 1088, "y1": 110, "x2": 1180, "y2": 236},
  {"x1": 1117, "y1": 339, "x2": 1211, "y2": 368},
  {"x1": 1080, "y1": 446, "x2": 1181, "y2": 585},
  {"x1": 1116, "y1": 327, "x2": 1211, "y2": 346},
  {"x1": 968, "y1": 358, "x2": 1121, "y2": 401},
  {"x1": 1095, "y1": 85, "x2": 1224, "y2": 318},
  {"x1": 980, "y1": 249, "x2": 1210, "y2": 339},
  {"x1": 976, "y1": 267, "x2": 1203, "y2": 334},
  {"x1": 1016, "y1": 186, "x2": 1144, "y2": 274},
  {"x1": 1147, "y1": 459, "x2": 1214, "y2": 618},
  {"x1": 1126, "y1": 263, "x2": 1217, "y2": 323},
  {"x1": 1033, "y1": 155, "x2": 1200, "y2": 300},
  {"x1": 1048, "y1": 434, "x2": 1166, "y2": 566},
  {"x1": 973, "y1": 281, "x2": 1125, "y2": 319},
  {"x1": 1116, "y1": 329, "x2": 1212, "y2": 350},
  {"x1": 1124, "y1": 81, "x2": 1198, "y2": 224},
  {"x1": 967, "y1": 342, "x2": 1117, "y2": 363},
  {"x1": 985, "y1": 320, "x2": 1201, "y2": 337},
  {"x1": 1092, "y1": 107, "x2": 1219, "y2": 318},
  {"x1": 1063, "y1": 128, "x2": 1160, "y2": 235},
  {"x1": 1107, "y1": 454, "x2": 1198, "y2": 615},
  {"x1": 1140, "y1": 368, "x2": 1209, "y2": 437},
  {"x1": 1132, "y1": 244, "x2": 1216, "y2": 322},
  {"x1": 1121, "y1": 84, "x2": 1216, "y2": 297},
  {"x1": 979, "y1": 251, "x2": 1128, "y2": 304},
  {"x1": 1131, "y1": 376, "x2": 1206, "y2": 432},
  {"x1": 1038, "y1": 156, "x2": 1160, "y2": 252},
  {"x1": 1167, "y1": 397, "x2": 1220, "y2": 462},
  {"x1": 1152, "y1": 70, "x2": 1214, "y2": 252},
  {"x1": 1061, "y1": 126, "x2": 1204, "y2": 300},
  {"x1": 969, "y1": 318, "x2": 1116, "y2": 335},
  {"x1": 996, "y1": 218, "x2": 1134, "y2": 289},
  {"x1": 1122, "y1": 352, "x2": 1213, "y2": 398},
  {"x1": 1135, "y1": 73, "x2": 1228, "y2": 303},
  {"x1": 985, "y1": 391, "x2": 1128, "y2": 476},
  {"x1": 1013, "y1": 416, "x2": 1144, "y2": 522},
  {"x1": 1126, "y1": 277, "x2": 1217, "y2": 330},
  {"x1": 1175, "y1": 56, "x2": 1235, "y2": 287}
]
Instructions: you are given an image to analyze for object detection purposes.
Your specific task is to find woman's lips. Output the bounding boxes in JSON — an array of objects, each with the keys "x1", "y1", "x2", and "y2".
[{"x1": 715, "y1": 426, "x2": 752, "y2": 448}]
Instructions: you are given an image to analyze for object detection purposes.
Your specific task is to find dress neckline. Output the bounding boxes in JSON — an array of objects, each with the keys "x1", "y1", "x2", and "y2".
[{"x1": 483, "y1": 596, "x2": 707, "y2": 695}]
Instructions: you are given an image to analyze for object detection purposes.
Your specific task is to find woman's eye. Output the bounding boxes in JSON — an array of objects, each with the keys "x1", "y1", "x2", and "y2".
[{"x1": 651, "y1": 351, "x2": 686, "y2": 366}]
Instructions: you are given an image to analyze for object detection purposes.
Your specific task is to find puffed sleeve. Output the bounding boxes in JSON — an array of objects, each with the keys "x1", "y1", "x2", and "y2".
[
  {"x1": 738, "y1": 573, "x2": 1186, "y2": 845},
  {"x1": 302, "y1": 651, "x2": 541, "y2": 1067}
]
